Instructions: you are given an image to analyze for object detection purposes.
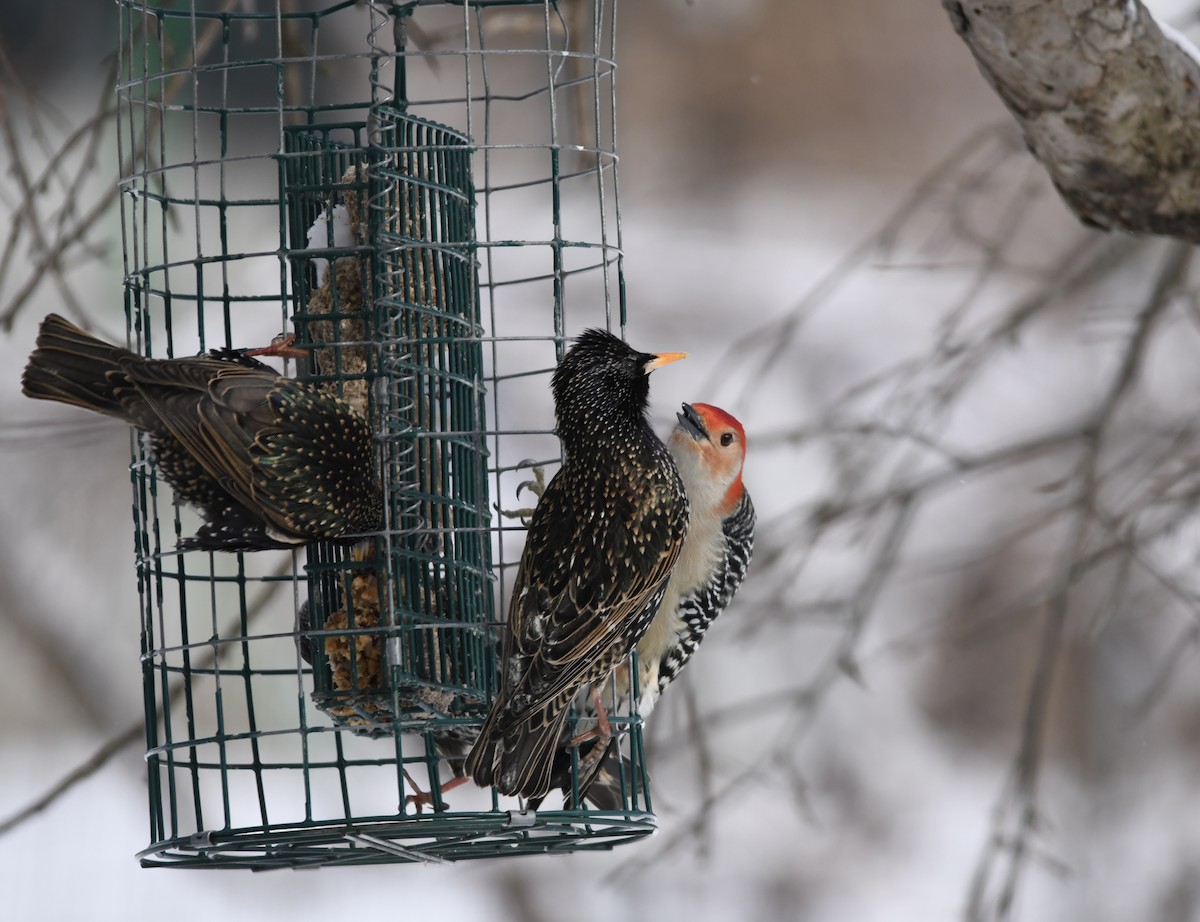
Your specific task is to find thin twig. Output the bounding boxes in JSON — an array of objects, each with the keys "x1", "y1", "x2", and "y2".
[
  {"x1": 0, "y1": 556, "x2": 293, "y2": 839},
  {"x1": 965, "y1": 240, "x2": 1191, "y2": 922},
  {"x1": 612, "y1": 497, "x2": 917, "y2": 880}
]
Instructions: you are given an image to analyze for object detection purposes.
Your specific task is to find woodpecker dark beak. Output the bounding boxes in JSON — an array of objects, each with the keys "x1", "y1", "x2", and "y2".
[{"x1": 676, "y1": 402, "x2": 708, "y2": 441}]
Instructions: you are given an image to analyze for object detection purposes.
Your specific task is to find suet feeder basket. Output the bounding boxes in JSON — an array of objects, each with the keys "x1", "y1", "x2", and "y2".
[{"x1": 118, "y1": 0, "x2": 653, "y2": 867}]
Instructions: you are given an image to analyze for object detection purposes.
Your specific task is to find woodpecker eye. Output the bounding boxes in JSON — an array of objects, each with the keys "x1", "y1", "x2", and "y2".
[{"x1": 720, "y1": 432, "x2": 734, "y2": 446}]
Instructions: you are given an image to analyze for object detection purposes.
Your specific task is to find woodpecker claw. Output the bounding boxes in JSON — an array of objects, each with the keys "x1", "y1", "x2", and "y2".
[{"x1": 516, "y1": 466, "x2": 547, "y2": 501}]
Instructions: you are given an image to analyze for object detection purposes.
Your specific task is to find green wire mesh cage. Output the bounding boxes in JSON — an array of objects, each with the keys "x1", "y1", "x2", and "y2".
[
  {"x1": 117, "y1": 0, "x2": 651, "y2": 867},
  {"x1": 282, "y1": 114, "x2": 494, "y2": 738}
]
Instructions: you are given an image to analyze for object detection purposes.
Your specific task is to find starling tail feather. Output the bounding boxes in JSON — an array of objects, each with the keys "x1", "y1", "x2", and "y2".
[
  {"x1": 22, "y1": 313, "x2": 383, "y2": 551},
  {"x1": 465, "y1": 328, "x2": 689, "y2": 800}
]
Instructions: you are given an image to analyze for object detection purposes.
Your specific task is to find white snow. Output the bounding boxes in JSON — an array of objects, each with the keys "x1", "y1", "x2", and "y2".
[
  {"x1": 306, "y1": 204, "x2": 356, "y2": 286},
  {"x1": 1155, "y1": 19, "x2": 1200, "y2": 66}
]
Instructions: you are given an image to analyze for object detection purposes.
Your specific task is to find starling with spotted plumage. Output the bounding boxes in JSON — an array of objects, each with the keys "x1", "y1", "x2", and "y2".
[
  {"x1": 22, "y1": 313, "x2": 383, "y2": 551},
  {"x1": 465, "y1": 328, "x2": 690, "y2": 800}
]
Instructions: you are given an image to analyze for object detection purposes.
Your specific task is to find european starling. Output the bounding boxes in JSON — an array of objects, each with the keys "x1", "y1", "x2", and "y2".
[
  {"x1": 21, "y1": 313, "x2": 383, "y2": 551},
  {"x1": 464, "y1": 328, "x2": 690, "y2": 800},
  {"x1": 539, "y1": 402, "x2": 755, "y2": 810}
]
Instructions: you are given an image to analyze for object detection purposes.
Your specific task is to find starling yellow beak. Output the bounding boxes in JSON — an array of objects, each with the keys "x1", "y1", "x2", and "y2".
[{"x1": 644, "y1": 351, "x2": 687, "y2": 373}]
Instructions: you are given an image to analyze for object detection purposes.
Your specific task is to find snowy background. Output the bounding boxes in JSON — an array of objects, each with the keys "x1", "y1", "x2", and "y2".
[{"x1": 5, "y1": 1, "x2": 1200, "y2": 919}]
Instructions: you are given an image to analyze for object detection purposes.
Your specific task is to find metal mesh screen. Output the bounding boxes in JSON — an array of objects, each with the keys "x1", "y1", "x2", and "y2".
[{"x1": 118, "y1": 0, "x2": 650, "y2": 867}]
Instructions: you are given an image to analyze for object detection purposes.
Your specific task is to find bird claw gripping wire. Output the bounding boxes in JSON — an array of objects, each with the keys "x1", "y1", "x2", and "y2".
[
  {"x1": 497, "y1": 461, "x2": 547, "y2": 525},
  {"x1": 244, "y1": 332, "x2": 309, "y2": 360}
]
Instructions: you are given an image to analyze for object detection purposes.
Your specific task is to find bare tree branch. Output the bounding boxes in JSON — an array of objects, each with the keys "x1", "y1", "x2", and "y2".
[
  {"x1": 0, "y1": 557, "x2": 293, "y2": 840},
  {"x1": 965, "y1": 239, "x2": 1191, "y2": 922},
  {"x1": 0, "y1": 723, "x2": 143, "y2": 838},
  {"x1": 0, "y1": 0, "x2": 241, "y2": 331}
]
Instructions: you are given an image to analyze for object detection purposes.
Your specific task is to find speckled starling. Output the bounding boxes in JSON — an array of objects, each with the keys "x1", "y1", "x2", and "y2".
[
  {"x1": 537, "y1": 402, "x2": 755, "y2": 810},
  {"x1": 464, "y1": 328, "x2": 690, "y2": 800},
  {"x1": 21, "y1": 313, "x2": 383, "y2": 551}
]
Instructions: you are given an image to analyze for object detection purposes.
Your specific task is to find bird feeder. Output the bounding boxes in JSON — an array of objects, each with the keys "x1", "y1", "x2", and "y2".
[{"x1": 118, "y1": 0, "x2": 652, "y2": 867}]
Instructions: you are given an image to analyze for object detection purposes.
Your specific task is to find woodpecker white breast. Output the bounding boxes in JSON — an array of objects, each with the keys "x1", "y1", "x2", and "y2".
[
  {"x1": 553, "y1": 401, "x2": 755, "y2": 810},
  {"x1": 635, "y1": 402, "x2": 755, "y2": 715}
]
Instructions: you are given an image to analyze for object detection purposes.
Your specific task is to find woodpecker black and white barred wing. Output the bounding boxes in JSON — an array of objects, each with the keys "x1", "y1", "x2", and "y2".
[
  {"x1": 720, "y1": 490, "x2": 756, "y2": 594},
  {"x1": 654, "y1": 489, "x2": 755, "y2": 698}
]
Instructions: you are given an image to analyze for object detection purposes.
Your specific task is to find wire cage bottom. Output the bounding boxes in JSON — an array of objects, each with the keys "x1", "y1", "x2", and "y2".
[{"x1": 137, "y1": 811, "x2": 656, "y2": 868}]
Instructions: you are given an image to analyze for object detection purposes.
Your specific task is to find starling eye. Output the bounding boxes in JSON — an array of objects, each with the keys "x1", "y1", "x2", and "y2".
[{"x1": 720, "y1": 432, "x2": 734, "y2": 446}]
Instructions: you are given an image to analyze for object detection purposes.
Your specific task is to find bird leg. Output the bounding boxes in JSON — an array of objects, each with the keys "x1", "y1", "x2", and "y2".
[
  {"x1": 245, "y1": 332, "x2": 308, "y2": 360},
  {"x1": 403, "y1": 768, "x2": 470, "y2": 814},
  {"x1": 568, "y1": 685, "x2": 613, "y2": 747},
  {"x1": 498, "y1": 462, "x2": 547, "y2": 524}
]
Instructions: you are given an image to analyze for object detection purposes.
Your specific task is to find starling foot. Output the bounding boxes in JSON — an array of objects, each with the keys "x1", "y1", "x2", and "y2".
[
  {"x1": 568, "y1": 686, "x2": 613, "y2": 748},
  {"x1": 245, "y1": 332, "x2": 308, "y2": 360},
  {"x1": 403, "y1": 769, "x2": 470, "y2": 814},
  {"x1": 498, "y1": 462, "x2": 547, "y2": 524}
]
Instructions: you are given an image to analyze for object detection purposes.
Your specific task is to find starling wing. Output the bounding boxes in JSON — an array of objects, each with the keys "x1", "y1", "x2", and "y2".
[
  {"x1": 467, "y1": 453, "x2": 686, "y2": 800},
  {"x1": 22, "y1": 313, "x2": 382, "y2": 550}
]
